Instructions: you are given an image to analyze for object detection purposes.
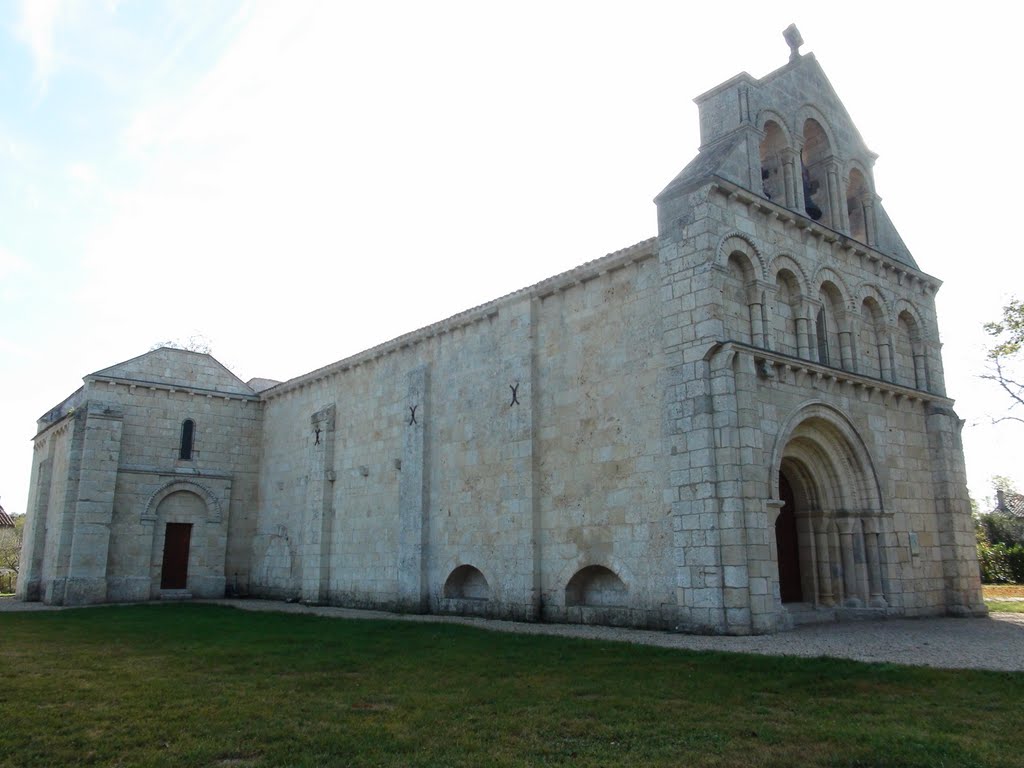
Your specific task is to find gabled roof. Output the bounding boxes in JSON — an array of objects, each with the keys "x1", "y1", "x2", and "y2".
[
  {"x1": 656, "y1": 45, "x2": 918, "y2": 270},
  {"x1": 246, "y1": 377, "x2": 282, "y2": 393},
  {"x1": 88, "y1": 347, "x2": 256, "y2": 397},
  {"x1": 0, "y1": 504, "x2": 14, "y2": 527},
  {"x1": 995, "y1": 490, "x2": 1024, "y2": 518},
  {"x1": 655, "y1": 133, "x2": 744, "y2": 202}
]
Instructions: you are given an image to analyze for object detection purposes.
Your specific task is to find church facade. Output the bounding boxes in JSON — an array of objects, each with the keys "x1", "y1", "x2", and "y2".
[{"x1": 17, "y1": 31, "x2": 986, "y2": 634}]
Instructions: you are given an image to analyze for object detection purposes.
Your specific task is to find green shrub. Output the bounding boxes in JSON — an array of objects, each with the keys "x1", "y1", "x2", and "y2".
[{"x1": 978, "y1": 541, "x2": 1024, "y2": 584}]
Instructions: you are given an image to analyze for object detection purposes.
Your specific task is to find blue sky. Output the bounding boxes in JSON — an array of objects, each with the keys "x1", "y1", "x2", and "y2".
[{"x1": 2, "y1": 1, "x2": 1023, "y2": 517}]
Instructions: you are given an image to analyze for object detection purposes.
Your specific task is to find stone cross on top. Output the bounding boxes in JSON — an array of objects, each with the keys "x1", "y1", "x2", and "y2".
[{"x1": 783, "y1": 23, "x2": 803, "y2": 61}]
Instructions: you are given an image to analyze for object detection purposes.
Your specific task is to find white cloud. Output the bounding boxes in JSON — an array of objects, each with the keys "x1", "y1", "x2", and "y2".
[
  {"x1": 67, "y1": 161, "x2": 96, "y2": 185},
  {"x1": 16, "y1": 0, "x2": 62, "y2": 94},
  {"x1": 0, "y1": 244, "x2": 27, "y2": 280},
  {"x1": 7, "y1": 2, "x2": 1024, "y2": 518}
]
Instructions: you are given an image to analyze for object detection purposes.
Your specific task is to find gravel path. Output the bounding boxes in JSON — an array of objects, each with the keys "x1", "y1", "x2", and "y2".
[{"x1": 4, "y1": 596, "x2": 1022, "y2": 672}]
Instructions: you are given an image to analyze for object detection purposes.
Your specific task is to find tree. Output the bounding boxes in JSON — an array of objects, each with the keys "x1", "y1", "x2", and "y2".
[
  {"x1": 983, "y1": 298, "x2": 1024, "y2": 423},
  {"x1": 0, "y1": 514, "x2": 24, "y2": 594},
  {"x1": 975, "y1": 475, "x2": 1024, "y2": 584},
  {"x1": 150, "y1": 333, "x2": 213, "y2": 355}
]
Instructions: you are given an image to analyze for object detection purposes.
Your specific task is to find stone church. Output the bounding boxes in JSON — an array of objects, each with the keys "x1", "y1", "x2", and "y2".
[{"x1": 17, "y1": 28, "x2": 986, "y2": 633}]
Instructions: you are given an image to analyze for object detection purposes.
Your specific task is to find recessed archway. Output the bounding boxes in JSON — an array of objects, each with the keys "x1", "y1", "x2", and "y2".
[
  {"x1": 443, "y1": 565, "x2": 490, "y2": 600},
  {"x1": 772, "y1": 406, "x2": 888, "y2": 612},
  {"x1": 565, "y1": 565, "x2": 627, "y2": 608}
]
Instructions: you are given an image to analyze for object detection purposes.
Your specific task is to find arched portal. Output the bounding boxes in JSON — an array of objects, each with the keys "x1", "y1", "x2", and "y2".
[{"x1": 773, "y1": 407, "x2": 888, "y2": 611}]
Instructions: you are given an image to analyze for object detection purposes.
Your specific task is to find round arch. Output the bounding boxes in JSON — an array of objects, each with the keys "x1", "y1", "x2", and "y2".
[
  {"x1": 715, "y1": 232, "x2": 767, "y2": 280},
  {"x1": 795, "y1": 105, "x2": 840, "y2": 153},
  {"x1": 770, "y1": 402, "x2": 883, "y2": 511},
  {"x1": 443, "y1": 564, "x2": 491, "y2": 601},
  {"x1": 757, "y1": 108, "x2": 795, "y2": 145},
  {"x1": 855, "y1": 282, "x2": 893, "y2": 320},
  {"x1": 768, "y1": 253, "x2": 812, "y2": 296},
  {"x1": 143, "y1": 479, "x2": 222, "y2": 523},
  {"x1": 555, "y1": 557, "x2": 636, "y2": 605},
  {"x1": 769, "y1": 403, "x2": 889, "y2": 610},
  {"x1": 811, "y1": 267, "x2": 853, "y2": 304}
]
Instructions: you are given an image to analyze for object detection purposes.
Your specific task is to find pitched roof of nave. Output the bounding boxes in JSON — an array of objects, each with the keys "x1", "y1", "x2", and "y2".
[{"x1": 87, "y1": 346, "x2": 256, "y2": 397}]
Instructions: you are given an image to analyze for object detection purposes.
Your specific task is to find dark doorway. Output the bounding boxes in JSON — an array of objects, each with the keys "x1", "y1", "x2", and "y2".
[
  {"x1": 160, "y1": 523, "x2": 192, "y2": 589},
  {"x1": 776, "y1": 472, "x2": 803, "y2": 603}
]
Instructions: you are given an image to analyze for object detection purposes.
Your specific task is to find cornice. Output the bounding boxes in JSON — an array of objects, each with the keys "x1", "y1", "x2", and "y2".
[{"x1": 707, "y1": 178, "x2": 941, "y2": 295}]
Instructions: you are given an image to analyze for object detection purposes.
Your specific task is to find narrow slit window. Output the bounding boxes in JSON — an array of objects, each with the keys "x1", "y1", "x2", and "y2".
[{"x1": 179, "y1": 419, "x2": 195, "y2": 460}]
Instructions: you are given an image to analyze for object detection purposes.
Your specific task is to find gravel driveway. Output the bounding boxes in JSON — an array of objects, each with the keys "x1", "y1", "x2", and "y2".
[{"x1": 4, "y1": 596, "x2": 1022, "y2": 672}]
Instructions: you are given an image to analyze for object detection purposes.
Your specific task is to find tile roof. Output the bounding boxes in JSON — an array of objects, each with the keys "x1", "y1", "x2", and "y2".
[{"x1": 995, "y1": 490, "x2": 1024, "y2": 518}]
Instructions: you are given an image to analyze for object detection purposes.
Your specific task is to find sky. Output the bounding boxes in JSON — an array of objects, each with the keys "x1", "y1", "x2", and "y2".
[{"x1": 1, "y1": 1, "x2": 1022, "y2": 517}]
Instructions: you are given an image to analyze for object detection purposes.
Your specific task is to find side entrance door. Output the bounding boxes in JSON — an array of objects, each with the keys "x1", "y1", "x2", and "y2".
[{"x1": 160, "y1": 523, "x2": 192, "y2": 590}]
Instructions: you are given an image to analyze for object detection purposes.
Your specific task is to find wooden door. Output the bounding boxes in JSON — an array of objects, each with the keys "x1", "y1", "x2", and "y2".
[
  {"x1": 160, "y1": 523, "x2": 192, "y2": 589},
  {"x1": 776, "y1": 473, "x2": 803, "y2": 603}
]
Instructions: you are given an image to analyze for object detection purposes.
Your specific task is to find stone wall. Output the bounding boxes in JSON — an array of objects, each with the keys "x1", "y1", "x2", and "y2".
[
  {"x1": 19, "y1": 363, "x2": 262, "y2": 605},
  {"x1": 251, "y1": 241, "x2": 674, "y2": 626}
]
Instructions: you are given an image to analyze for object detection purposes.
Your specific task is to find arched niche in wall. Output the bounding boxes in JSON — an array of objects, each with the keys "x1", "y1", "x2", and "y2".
[
  {"x1": 772, "y1": 269, "x2": 802, "y2": 356},
  {"x1": 443, "y1": 564, "x2": 490, "y2": 601},
  {"x1": 723, "y1": 250, "x2": 758, "y2": 345},
  {"x1": 858, "y1": 297, "x2": 887, "y2": 379},
  {"x1": 565, "y1": 565, "x2": 627, "y2": 608},
  {"x1": 893, "y1": 310, "x2": 927, "y2": 389},
  {"x1": 816, "y1": 281, "x2": 846, "y2": 368}
]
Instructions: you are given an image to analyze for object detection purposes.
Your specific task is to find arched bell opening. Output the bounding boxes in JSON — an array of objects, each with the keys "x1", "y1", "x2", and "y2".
[
  {"x1": 759, "y1": 120, "x2": 788, "y2": 204},
  {"x1": 801, "y1": 118, "x2": 833, "y2": 224}
]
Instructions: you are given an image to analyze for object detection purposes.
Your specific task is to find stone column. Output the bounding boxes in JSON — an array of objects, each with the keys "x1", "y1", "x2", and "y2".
[
  {"x1": 749, "y1": 301, "x2": 765, "y2": 348},
  {"x1": 839, "y1": 330, "x2": 855, "y2": 371},
  {"x1": 863, "y1": 196, "x2": 878, "y2": 247},
  {"x1": 399, "y1": 366, "x2": 430, "y2": 612},
  {"x1": 64, "y1": 401, "x2": 123, "y2": 606},
  {"x1": 838, "y1": 172, "x2": 851, "y2": 233},
  {"x1": 829, "y1": 524, "x2": 844, "y2": 605},
  {"x1": 879, "y1": 333, "x2": 894, "y2": 382},
  {"x1": 913, "y1": 352, "x2": 928, "y2": 391},
  {"x1": 837, "y1": 518, "x2": 862, "y2": 608},
  {"x1": 795, "y1": 315, "x2": 810, "y2": 360},
  {"x1": 786, "y1": 147, "x2": 805, "y2": 213},
  {"x1": 302, "y1": 404, "x2": 335, "y2": 604},
  {"x1": 781, "y1": 150, "x2": 798, "y2": 209},
  {"x1": 826, "y1": 163, "x2": 842, "y2": 231},
  {"x1": 813, "y1": 518, "x2": 834, "y2": 606},
  {"x1": 862, "y1": 518, "x2": 887, "y2": 608},
  {"x1": 854, "y1": 523, "x2": 870, "y2": 604}
]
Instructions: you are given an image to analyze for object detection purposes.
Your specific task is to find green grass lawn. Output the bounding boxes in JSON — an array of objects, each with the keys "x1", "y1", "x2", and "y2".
[
  {"x1": 986, "y1": 599, "x2": 1024, "y2": 613},
  {"x1": 1, "y1": 605, "x2": 1022, "y2": 768}
]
